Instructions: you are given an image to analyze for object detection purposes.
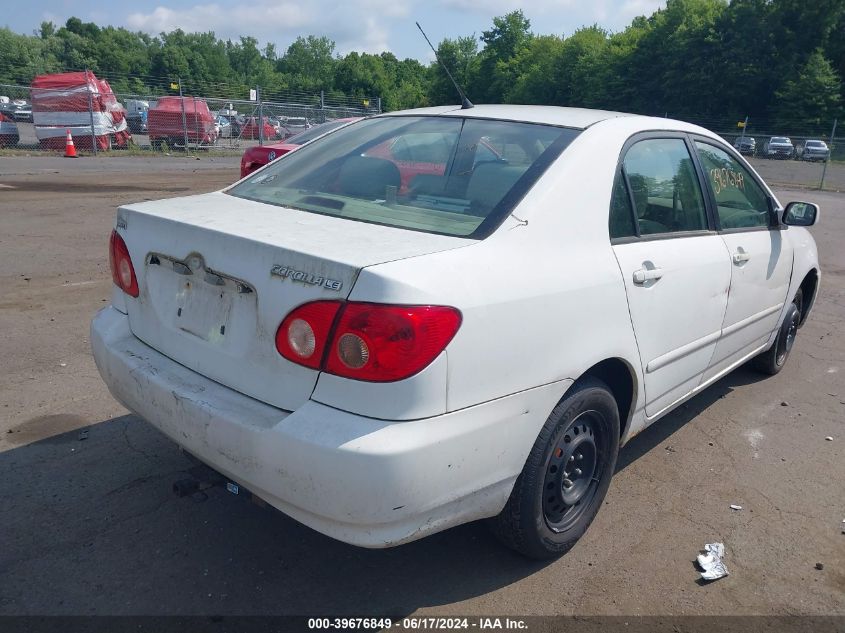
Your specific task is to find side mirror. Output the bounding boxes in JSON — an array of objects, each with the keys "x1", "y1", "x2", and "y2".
[{"x1": 783, "y1": 201, "x2": 819, "y2": 226}]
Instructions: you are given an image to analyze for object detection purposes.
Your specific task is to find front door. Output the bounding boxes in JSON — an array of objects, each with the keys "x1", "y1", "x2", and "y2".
[
  {"x1": 692, "y1": 140, "x2": 793, "y2": 381},
  {"x1": 610, "y1": 137, "x2": 732, "y2": 418}
]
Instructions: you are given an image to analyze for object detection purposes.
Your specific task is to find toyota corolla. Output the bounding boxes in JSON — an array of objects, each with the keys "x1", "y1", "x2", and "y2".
[{"x1": 92, "y1": 105, "x2": 820, "y2": 558}]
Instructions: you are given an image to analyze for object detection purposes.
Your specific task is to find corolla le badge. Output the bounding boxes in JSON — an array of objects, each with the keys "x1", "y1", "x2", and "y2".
[{"x1": 271, "y1": 265, "x2": 343, "y2": 291}]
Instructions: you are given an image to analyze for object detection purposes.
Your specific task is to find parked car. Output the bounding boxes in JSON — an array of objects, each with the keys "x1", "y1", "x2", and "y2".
[
  {"x1": 0, "y1": 100, "x2": 32, "y2": 122},
  {"x1": 92, "y1": 105, "x2": 820, "y2": 559},
  {"x1": 733, "y1": 136, "x2": 756, "y2": 156},
  {"x1": 764, "y1": 136, "x2": 794, "y2": 159},
  {"x1": 0, "y1": 101, "x2": 16, "y2": 119},
  {"x1": 147, "y1": 96, "x2": 218, "y2": 149},
  {"x1": 216, "y1": 112, "x2": 241, "y2": 138},
  {"x1": 215, "y1": 115, "x2": 232, "y2": 138},
  {"x1": 796, "y1": 139, "x2": 830, "y2": 162},
  {"x1": 0, "y1": 112, "x2": 19, "y2": 147},
  {"x1": 240, "y1": 116, "x2": 284, "y2": 140},
  {"x1": 124, "y1": 99, "x2": 150, "y2": 134},
  {"x1": 239, "y1": 118, "x2": 360, "y2": 178}
]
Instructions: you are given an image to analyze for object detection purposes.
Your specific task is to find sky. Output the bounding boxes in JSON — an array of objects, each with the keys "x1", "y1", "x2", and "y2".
[{"x1": 6, "y1": 0, "x2": 666, "y2": 61}]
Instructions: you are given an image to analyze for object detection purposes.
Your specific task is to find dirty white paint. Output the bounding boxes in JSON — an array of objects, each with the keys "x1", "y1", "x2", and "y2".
[{"x1": 89, "y1": 105, "x2": 822, "y2": 549}]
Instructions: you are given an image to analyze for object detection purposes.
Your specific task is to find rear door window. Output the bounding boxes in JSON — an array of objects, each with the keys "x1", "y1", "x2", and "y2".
[{"x1": 622, "y1": 138, "x2": 709, "y2": 236}]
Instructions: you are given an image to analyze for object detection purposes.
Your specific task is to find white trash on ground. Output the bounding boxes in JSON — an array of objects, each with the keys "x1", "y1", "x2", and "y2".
[{"x1": 697, "y1": 542, "x2": 729, "y2": 581}]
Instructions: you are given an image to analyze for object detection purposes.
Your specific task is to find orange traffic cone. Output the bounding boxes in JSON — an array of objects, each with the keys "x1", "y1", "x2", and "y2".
[{"x1": 64, "y1": 129, "x2": 77, "y2": 158}]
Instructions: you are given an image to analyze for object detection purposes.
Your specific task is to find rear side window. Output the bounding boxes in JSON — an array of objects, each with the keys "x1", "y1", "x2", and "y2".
[
  {"x1": 622, "y1": 138, "x2": 708, "y2": 236},
  {"x1": 694, "y1": 141, "x2": 771, "y2": 229}
]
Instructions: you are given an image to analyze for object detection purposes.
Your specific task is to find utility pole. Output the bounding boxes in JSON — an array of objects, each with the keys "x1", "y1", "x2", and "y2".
[
  {"x1": 85, "y1": 69, "x2": 97, "y2": 156},
  {"x1": 819, "y1": 118, "x2": 837, "y2": 191},
  {"x1": 179, "y1": 78, "x2": 188, "y2": 152},
  {"x1": 739, "y1": 116, "x2": 748, "y2": 143}
]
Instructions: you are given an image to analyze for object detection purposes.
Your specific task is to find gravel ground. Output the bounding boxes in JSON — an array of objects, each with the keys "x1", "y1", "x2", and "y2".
[{"x1": 0, "y1": 156, "x2": 842, "y2": 619}]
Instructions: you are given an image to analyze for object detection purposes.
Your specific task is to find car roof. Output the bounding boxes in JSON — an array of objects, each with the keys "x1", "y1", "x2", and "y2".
[{"x1": 379, "y1": 104, "x2": 636, "y2": 129}]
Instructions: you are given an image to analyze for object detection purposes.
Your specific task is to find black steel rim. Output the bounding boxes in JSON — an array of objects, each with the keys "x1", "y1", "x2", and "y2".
[
  {"x1": 776, "y1": 307, "x2": 800, "y2": 366},
  {"x1": 542, "y1": 410, "x2": 605, "y2": 533}
]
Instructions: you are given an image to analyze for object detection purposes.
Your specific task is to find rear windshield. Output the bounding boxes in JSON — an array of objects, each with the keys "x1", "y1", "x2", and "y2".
[
  {"x1": 227, "y1": 115, "x2": 580, "y2": 238},
  {"x1": 806, "y1": 140, "x2": 825, "y2": 147},
  {"x1": 771, "y1": 137, "x2": 790, "y2": 143}
]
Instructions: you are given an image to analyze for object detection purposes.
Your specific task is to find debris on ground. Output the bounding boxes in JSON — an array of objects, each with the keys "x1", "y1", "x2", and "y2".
[
  {"x1": 781, "y1": 401, "x2": 789, "y2": 406},
  {"x1": 841, "y1": 519, "x2": 845, "y2": 534},
  {"x1": 59, "y1": 362, "x2": 67, "y2": 367},
  {"x1": 77, "y1": 429, "x2": 89, "y2": 441},
  {"x1": 697, "y1": 542, "x2": 729, "y2": 581},
  {"x1": 825, "y1": 436, "x2": 834, "y2": 441},
  {"x1": 730, "y1": 504, "x2": 743, "y2": 511},
  {"x1": 815, "y1": 562, "x2": 824, "y2": 570}
]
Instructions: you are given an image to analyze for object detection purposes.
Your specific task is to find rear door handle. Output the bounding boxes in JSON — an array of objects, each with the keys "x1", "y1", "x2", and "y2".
[
  {"x1": 633, "y1": 268, "x2": 664, "y2": 284},
  {"x1": 732, "y1": 251, "x2": 751, "y2": 264}
]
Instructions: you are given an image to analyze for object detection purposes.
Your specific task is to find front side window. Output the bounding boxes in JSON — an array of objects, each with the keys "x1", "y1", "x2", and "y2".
[
  {"x1": 694, "y1": 141, "x2": 771, "y2": 229},
  {"x1": 622, "y1": 138, "x2": 708, "y2": 236},
  {"x1": 229, "y1": 116, "x2": 579, "y2": 238}
]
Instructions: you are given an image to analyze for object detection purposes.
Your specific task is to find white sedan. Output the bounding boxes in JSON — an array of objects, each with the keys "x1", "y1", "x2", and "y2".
[{"x1": 92, "y1": 105, "x2": 820, "y2": 559}]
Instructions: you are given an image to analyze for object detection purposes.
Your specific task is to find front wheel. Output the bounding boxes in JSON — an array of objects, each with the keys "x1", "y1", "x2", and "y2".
[
  {"x1": 489, "y1": 377, "x2": 620, "y2": 559},
  {"x1": 753, "y1": 289, "x2": 803, "y2": 375}
]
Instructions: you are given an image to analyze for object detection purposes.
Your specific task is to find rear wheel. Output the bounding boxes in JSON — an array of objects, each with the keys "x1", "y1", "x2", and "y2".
[
  {"x1": 489, "y1": 377, "x2": 620, "y2": 559},
  {"x1": 753, "y1": 289, "x2": 803, "y2": 375}
]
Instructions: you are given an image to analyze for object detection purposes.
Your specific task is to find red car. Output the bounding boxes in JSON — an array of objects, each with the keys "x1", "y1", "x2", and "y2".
[
  {"x1": 240, "y1": 118, "x2": 360, "y2": 178},
  {"x1": 148, "y1": 96, "x2": 216, "y2": 149},
  {"x1": 239, "y1": 117, "x2": 283, "y2": 141}
]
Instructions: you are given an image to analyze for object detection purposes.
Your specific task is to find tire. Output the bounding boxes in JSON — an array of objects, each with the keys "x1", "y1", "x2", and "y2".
[
  {"x1": 489, "y1": 377, "x2": 620, "y2": 559},
  {"x1": 753, "y1": 289, "x2": 803, "y2": 375}
]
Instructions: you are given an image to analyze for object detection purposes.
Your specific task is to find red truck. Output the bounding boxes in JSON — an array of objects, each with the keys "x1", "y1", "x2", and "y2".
[{"x1": 147, "y1": 97, "x2": 218, "y2": 149}]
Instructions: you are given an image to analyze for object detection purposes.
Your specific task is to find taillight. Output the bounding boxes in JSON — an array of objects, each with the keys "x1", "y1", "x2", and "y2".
[
  {"x1": 276, "y1": 301, "x2": 462, "y2": 382},
  {"x1": 275, "y1": 301, "x2": 342, "y2": 369},
  {"x1": 109, "y1": 230, "x2": 139, "y2": 297}
]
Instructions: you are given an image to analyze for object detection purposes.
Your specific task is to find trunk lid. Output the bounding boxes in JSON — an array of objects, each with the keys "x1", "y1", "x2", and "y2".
[{"x1": 117, "y1": 191, "x2": 471, "y2": 411}]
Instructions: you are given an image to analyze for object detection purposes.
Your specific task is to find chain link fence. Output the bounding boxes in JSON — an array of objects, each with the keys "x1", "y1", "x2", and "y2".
[{"x1": 0, "y1": 80, "x2": 380, "y2": 155}]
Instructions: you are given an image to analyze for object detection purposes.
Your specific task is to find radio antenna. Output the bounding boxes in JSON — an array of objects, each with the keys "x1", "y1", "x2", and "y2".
[{"x1": 416, "y1": 22, "x2": 474, "y2": 109}]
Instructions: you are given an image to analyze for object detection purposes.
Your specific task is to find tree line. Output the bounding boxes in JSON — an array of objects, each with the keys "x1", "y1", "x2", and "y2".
[{"x1": 0, "y1": 0, "x2": 842, "y2": 132}]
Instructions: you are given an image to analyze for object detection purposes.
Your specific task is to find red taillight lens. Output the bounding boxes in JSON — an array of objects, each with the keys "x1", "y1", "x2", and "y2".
[
  {"x1": 277, "y1": 302, "x2": 462, "y2": 381},
  {"x1": 109, "y1": 230, "x2": 139, "y2": 297},
  {"x1": 275, "y1": 301, "x2": 343, "y2": 369},
  {"x1": 326, "y1": 303, "x2": 462, "y2": 382}
]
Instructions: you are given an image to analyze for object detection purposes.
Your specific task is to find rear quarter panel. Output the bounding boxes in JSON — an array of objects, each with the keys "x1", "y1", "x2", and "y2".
[{"x1": 318, "y1": 119, "x2": 668, "y2": 440}]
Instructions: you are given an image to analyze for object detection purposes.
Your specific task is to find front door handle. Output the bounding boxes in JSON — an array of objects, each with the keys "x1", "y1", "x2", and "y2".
[
  {"x1": 633, "y1": 267, "x2": 664, "y2": 284},
  {"x1": 732, "y1": 251, "x2": 751, "y2": 264}
]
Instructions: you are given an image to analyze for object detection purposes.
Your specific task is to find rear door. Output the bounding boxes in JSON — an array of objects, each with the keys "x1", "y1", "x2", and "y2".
[
  {"x1": 692, "y1": 140, "x2": 793, "y2": 382},
  {"x1": 610, "y1": 136, "x2": 731, "y2": 418}
]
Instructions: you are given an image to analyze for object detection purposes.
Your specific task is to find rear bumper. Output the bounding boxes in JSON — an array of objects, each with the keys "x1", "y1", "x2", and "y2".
[{"x1": 91, "y1": 306, "x2": 567, "y2": 547}]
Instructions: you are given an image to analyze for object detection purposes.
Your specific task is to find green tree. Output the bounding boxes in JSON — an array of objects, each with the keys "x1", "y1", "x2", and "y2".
[
  {"x1": 475, "y1": 10, "x2": 532, "y2": 102},
  {"x1": 772, "y1": 50, "x2": 842, "y2": 131},
  {"x1": 278, "y1": 35, "x2": 336, "y2": 92},
  {"x1": 428, "y1": 35, "x2": 479, "y2": 104}
]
